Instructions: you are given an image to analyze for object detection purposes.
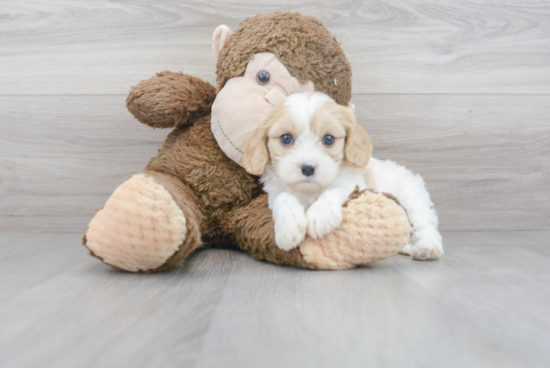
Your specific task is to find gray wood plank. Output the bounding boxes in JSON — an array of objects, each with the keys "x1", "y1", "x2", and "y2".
[
  {"x1": 0, "y1": 238, "x2": 238, "y2": 368},
  {"x1": 190, "y1": 233, "x2": 550, "y2": 368},
  {"x1": 1, "y1": 0, "x2": 549, "y2": 95},
  {"x1": 393, "y1": 231, "x2": 550, "y2": 359},
  {"x1": 0, "y1": 95, "x2": 168, "y2": 231},
  {"x1": 193, "y1": 233, "x2": 550, "y2": 367},
  {"x1": 1, "y1": 94, "x2": 548, "y2": 232},
  {"x1": 518, "y1": 231, "x2": 550, "y2": 256},
  {"x1": 353, "y1": 94, "x2": 550, "y2": 231},
  {"x1": 0, "y1": 231, "x2": 549, "y2": 367},
  {"x1": 0, "y1": 232, "x2": 38, "y2": 247},
  {"x1": 0, "y1": 233, "x2": 89, "y2": 302}
]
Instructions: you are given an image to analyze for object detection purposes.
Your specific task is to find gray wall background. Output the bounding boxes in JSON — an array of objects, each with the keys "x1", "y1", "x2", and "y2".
[{"x1": 1, "y1": 0, "x2": 549, "y2": 232}]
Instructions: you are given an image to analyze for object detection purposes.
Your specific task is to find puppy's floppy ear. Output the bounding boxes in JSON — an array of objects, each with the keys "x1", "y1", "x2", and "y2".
[
  {"x1": 242, "y1": 120, "x2": 270, "y2": 176},
  {"x1": 341, "y1": 107, "x2": 372, "y2": 168},
  {"x1": 243, "y1": 103, "x2": 287, "y2": 175}
]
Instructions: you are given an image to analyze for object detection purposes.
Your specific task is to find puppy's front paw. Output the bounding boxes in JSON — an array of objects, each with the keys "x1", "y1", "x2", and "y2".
[
  {"x1": 306, "y1": 200, "x2": 343, "y2": 239},
  {"x1": 274, "y1": 206, "x2": 308, "y2": 251},
  {"x1": 411, "y1": 236, "x2": 443, "y2": 260}
]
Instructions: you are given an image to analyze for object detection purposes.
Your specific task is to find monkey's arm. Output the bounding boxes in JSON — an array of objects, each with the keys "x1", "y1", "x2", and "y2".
[
  {"x1": 220, "y1": 194, "x2": 313, "y2": 269},
  {"x1": 221, "y1": 189, "x2": 411, "y2": 270},
  {"x1": 126, "y1": 72, "x2": 217, "y2": 128}
]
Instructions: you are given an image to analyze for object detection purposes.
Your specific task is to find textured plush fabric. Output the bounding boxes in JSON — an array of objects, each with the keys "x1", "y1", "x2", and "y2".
[
  {"x1": 145, "y1": 116, "x2": 261, "y2": 226},
  {"x1": 82, "y1": 12, "x2": 410, "y2": 272},
  {"x1": 221, "y1": 193, "x2": 310, "y2": 269},
  {"x1": 145, "y1": 171, "x2": 205, "y2": 272},
  {"x1": 300, "y1": 190, "x2": 412, "y2": 269},
  {"x1": 216, "y1": 12, "x2": 352, "y2": 106},
  {"x1": 84, "y1": 173, "x2": 188, "y2": 272}
]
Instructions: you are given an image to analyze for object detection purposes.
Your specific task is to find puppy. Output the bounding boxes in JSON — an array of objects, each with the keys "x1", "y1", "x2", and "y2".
[{"x1": 242, "y1": 92, "x2": 443, "y2": 260}]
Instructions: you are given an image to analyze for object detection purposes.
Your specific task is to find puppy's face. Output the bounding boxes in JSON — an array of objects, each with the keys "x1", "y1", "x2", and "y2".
[{"x1": 243, "y1": 92, "x2": 372, "y2": 193}]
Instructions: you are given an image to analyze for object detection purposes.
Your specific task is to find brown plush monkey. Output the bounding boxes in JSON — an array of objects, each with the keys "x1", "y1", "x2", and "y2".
[{"x1": 82, "y1": 12, "x2": 411, "y2": 272}]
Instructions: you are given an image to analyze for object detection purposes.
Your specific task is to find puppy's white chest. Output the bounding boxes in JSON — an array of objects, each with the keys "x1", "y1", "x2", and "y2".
[{"x1": 295, "y1": 193, "x2": 321, "y2": 211}]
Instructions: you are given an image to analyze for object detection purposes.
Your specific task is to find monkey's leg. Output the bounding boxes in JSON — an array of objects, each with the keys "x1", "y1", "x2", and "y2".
[{"x1": 83, "y1": 171, "x2": 204, "y2": 272}]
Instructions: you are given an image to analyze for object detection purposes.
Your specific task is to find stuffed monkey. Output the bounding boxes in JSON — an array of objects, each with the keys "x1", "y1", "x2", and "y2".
[{"x1": 82, "y1": 12, "x2": 411, "y2": 272}]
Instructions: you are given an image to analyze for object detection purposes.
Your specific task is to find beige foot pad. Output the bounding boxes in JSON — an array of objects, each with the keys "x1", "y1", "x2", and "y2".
[
  {"x1": 84, "y1": 173, "x2": 187, "y2": 272},
  {"x1": 299, "y1": 191, "x2": 411, "y2": 270}
]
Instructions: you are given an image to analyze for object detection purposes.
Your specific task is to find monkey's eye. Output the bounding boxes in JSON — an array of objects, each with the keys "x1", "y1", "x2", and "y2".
[
  {"x1": 256, "y1": 70, "x2": 271, "y2": 85},
  {"x1": 322, "y1": 135, "x2": 335, "y2": 146},
  {"x1": 280, "y1": 134, "x2": 294, "y2": 145}
]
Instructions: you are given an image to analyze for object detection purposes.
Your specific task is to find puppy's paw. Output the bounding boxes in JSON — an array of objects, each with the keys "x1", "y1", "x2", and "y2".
[
  {"x1": 411, "y1": 236, "x2": 443, "y2": 260},
  {"x1": 306, "y1": 200, "x2": 343, "y2": 239},
  {"x1": 398, "y1": 243, "x2": 414, "y2": 256},
  {"x1": 274, "y1": 205, "x2": 308, "y2": 251}
]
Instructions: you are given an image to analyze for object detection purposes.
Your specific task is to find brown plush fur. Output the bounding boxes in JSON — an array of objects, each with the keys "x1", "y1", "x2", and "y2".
[
  {"x1": 83, "y1": 12, "x2": 408, "y2": 272},
  {"x1": 144, "y1": 171, "x2": 205, "y2": 272},
  {"x1": 127, "y1": 71, "x2": 216, "y2": 128},
  {"x1": 216, "y1": 12, "x2": 352, "y2": 106},
  {"x1": 141, "y1": 110, "x2": 310, "y2": 267},
  {"x1": 220, "y1": 194, "x2": 311, "y2": 269}
]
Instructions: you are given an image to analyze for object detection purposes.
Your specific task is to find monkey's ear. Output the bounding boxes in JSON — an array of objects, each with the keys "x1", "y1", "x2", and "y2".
[{"x1": 212, "y1": 25, "x2": 233, "y2": 60}]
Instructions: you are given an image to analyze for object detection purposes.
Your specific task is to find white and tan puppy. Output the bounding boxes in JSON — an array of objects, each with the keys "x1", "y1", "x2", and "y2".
[{"x1": 243, "y1": 92, "x2": 443, "y2": 260}]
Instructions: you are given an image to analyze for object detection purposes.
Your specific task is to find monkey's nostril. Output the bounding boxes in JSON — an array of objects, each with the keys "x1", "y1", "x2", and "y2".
[{"x1": 301, "y1": 164, "x2": 315, "y2": 177}]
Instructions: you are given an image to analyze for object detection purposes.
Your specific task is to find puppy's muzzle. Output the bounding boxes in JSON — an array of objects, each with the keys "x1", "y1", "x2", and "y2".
[{"x1": 301, "y1": 164, "x2": 315, "y2": 177}]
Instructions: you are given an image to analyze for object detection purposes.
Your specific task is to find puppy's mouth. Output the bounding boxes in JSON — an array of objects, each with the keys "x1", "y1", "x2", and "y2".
[{"x1": 287, "y1": 178, "x2": 323, "y2": 193}]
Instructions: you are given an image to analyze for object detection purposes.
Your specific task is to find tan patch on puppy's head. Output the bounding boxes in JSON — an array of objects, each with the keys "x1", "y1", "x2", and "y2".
[
  {"x1": 311, "y1": 101, "x2": 372, "y2": 167},
  {"x1": 310, "y1": 102, "x2": 347, "y2": 163},
  {"x1": 243, "y1": 96, "x2": 372, "y2": 175},
  {"x1": 242, "y1": 103, "x2": 301, "y2": 175}
]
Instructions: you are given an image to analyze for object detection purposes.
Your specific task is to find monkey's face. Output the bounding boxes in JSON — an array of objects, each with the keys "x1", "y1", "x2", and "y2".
[
  {"x1": 210, "y1": 23, "x2": 354, "y2": 168},
  {"x1": 211, "y1": 52, "x2": 314, "y2": 166}
]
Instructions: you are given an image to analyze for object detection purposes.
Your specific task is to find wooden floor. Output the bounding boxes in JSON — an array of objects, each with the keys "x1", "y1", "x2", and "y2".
[
  {"x1": 1, "y1": 231, "x2": 549, "y2": 368},
  {"x1": 1, "y1": 0, "x2": 549, "y2": 233},
  {"x1": 1, "y1": 1, "x2": 549, "y2": 367}
]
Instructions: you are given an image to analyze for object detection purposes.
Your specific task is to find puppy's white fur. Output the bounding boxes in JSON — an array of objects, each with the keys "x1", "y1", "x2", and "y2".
[{"x1": 243, "y1": 92, "x2": 443, "y2": 260}]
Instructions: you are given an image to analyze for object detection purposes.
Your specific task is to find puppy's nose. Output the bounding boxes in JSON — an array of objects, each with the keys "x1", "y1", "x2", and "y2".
[{"x1": 301, "y1": 164, "x2": 315, "y2": 177}]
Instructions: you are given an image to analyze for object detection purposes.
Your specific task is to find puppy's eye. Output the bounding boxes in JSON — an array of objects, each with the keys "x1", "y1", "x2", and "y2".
[
  {"x1": 256, "y1": 70, "x2": 271, "y2": 85},
  {"x1": 323, "y1": 135, "x2": 335, "y2": 146},
  {"x1": 280, "y1": 134, "x2": 294, "y2": 145}
]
